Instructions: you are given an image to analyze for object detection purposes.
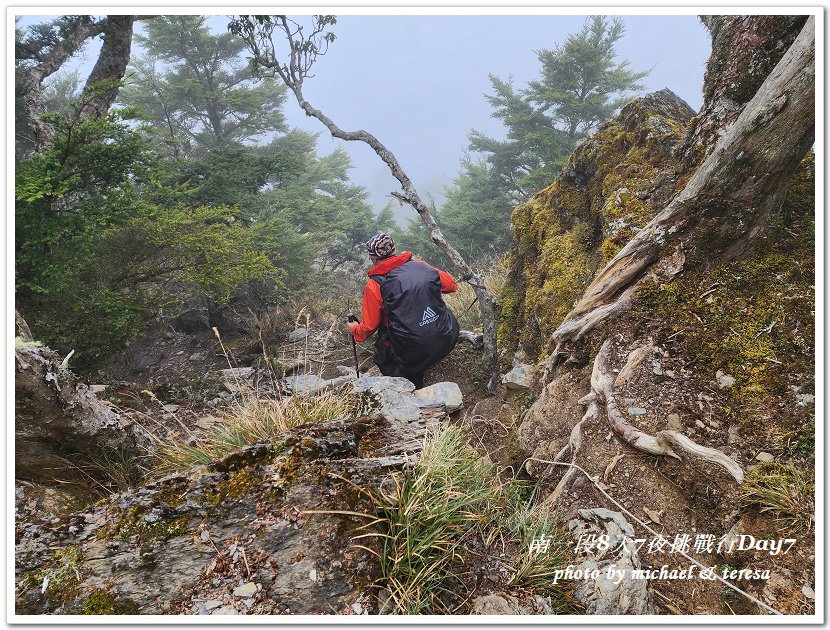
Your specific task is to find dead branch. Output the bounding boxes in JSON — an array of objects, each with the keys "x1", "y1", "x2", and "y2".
[
  {"x1": 231, "y1": 16, "x2": 499, "y2": 380},
  {"x1": 15, "y1": 310, "x2": 34, "y2": 343}
]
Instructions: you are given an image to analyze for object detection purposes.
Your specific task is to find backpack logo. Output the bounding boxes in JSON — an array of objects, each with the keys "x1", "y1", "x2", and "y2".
[{"x1": 419, "y1": 307, "x2": 438, "y2": 327}]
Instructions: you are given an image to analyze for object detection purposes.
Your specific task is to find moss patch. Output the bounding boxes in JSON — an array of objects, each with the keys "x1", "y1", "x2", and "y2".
[
  {"x1": 632, "y1": 155, "x2": 814, "y2": 429},
  {"x1": 80, "y1": 588, "x2": 140, "y2": 615}
]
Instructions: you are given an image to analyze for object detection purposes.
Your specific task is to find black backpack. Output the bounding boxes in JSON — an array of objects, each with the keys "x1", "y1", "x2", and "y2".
[{"x1": 371, "y1": 259, "x2": 460, "y2": 373}]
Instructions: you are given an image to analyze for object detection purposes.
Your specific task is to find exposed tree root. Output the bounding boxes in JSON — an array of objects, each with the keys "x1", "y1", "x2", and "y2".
[
  {"x1": 538, "y1": 400, "x2": 595, "y2": 507},
  {"x1": 591, "y1": 338, "x2": 744, "y2": 483},
  {"x1": 540, "y1": 338, "x2": 746, "y2": 501}
]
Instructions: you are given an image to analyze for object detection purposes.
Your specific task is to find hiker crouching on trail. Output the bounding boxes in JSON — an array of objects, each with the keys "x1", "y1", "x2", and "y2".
[{"x1": 346, "y1": 233, "x2": 460, "y2": 389}]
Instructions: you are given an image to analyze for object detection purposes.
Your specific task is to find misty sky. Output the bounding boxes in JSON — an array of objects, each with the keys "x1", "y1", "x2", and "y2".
[
  {"x1": 18, "y1": 12, "x2": 712, "y2": 226},
  {"x1": 288, "y1": 14, "x2": 711, "y2": 223}
]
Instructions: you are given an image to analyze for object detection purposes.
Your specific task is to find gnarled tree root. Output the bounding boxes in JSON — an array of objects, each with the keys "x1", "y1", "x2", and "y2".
[
  {"x1": 540, "y1": 401, "x2": 596, "y2": 507},
  {"x1": 591, "y1": 338, "x2": 744, "y2": 483}
]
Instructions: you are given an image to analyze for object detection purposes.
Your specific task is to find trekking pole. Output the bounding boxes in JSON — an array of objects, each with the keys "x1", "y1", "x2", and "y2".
[{"x1": 346, "y1": 311, "x2": 360, "y2": 377}]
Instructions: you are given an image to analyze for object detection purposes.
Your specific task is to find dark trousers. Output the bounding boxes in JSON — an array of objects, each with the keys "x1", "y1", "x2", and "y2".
[{"x1": 373, "y1": 333, "x2": 424, "y2": 389}]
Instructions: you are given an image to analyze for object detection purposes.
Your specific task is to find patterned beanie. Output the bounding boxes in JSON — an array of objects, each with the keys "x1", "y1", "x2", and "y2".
[{"x1": 366, "y1": 233, "x2": 395, "y2": 259}]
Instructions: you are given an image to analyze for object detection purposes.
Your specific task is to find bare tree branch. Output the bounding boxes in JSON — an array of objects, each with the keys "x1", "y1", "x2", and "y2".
[{"x1": 231, "y1": 15, "x2": 500, "y2": 380}]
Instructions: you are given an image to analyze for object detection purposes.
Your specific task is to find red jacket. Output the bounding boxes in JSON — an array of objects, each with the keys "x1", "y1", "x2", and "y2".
[{"x1": 351, "y1": 252, "x2": 457, "y2": 342}]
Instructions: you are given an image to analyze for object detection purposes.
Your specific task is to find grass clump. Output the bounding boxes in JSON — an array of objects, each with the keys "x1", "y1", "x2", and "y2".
[
  {"x1": 740, "y1": 462, "x2": 814, "y2": 533},
  {"x1": 148, "y1": 391, "x2": 352, "y2": 477},
  {"x1": 367, "y1": 424, "x2": 569, "y2": 614}
]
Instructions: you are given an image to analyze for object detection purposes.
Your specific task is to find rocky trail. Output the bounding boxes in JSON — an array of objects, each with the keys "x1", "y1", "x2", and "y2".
[
  {"x1": 15, "y1": 285, "x2": 816, "y2": 617},
  {"x1": 14, "y1": 15, "x2": 816, "y2": 618}
]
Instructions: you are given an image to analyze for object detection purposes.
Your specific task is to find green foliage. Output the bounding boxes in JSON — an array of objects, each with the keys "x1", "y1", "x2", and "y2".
[
  {"x1": 15, "y1": 108, "x2": 279, "y2": 369},
  {"x1": 121, "y1": 15, "x2": 288, "y2": 156},
  {"x1": 528, "y1": 16, "x2": 649, "y2": 141},
  {"x1": 417, "y1": 16, "x2": 648, "y2": 267},
  {"x1": 105, "y1": 204, "x2": 275, "y2": 304},
  {"x1": 470, "y1": 16, "x2": 647, "y2": 205},
  {"x1": 797, "y1": 420, "x2": 815, "y2": 459},
  {"x1": 16, "y1": 15, "x2": 393, "y2": 370},
  {"x1": 401, "y1": 156, "x2": 515, "y2": 265},
  {"x1": 469, "y1": 75, "x2": 571, "y2": 201}
]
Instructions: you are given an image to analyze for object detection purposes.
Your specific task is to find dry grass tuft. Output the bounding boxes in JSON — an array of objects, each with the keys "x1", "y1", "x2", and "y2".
[
  {"x1": 145, "y1": 390, "x2": 351, "y2": 479},
  {"x1": 740, "y1": 461, "x2": 814, "y2": 532},
  {"x1": 358, "y1": 423, "x2": 569, "y2": 614}
]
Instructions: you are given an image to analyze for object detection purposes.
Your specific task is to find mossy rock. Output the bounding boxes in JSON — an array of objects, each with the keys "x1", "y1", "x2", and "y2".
[{"x1": 504, "y1": 90, "x2": 695, "y2": 356}]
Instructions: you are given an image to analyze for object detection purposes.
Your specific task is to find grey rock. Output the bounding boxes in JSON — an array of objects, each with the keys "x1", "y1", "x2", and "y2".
[
  {"x1": 756, "y1": 451, "x2": 775, "y2": 462},
  {"x1": 189, "y1": 352, "x2": 205, "y2": 362},
  {"x1": 568, "y1": 508, "x2": 656, "y2": 615},
  {"x1": 627, "y1": 407, "x2": 648, "y2": 416},
  {"x1": 220, "y1": 367, "x2": 255, "y2": 380},
  {"x1": 364, "y1": 389, "x2": 423, "y2": 422},
  {"x1": 15, "y1": 347, "x2": 149, "y2": 485},
  {"x1": 15, "y1": 415, "x2": 428, "y2": 615},
  {"x1": 471, "y1": 594, "x2": 521, "y2": 615},
  {"x1": 203, "y1": 600, "x2": 223, "y2": 611},
  {"x1": 501, "y1": 364, "x2": 536, "y2": 390},
  {"x1": 512, "y1": 348, "x2": 529, "y2": 366},
  {"x1": 414, "y1": 382, "x2": 463, "y2": 412},
  {"x1": 716, "y1": 370, "x2": 736, "y2": 389},
  {"x1": 282, "y1": 374, "x2": 327, "y2": 395},
  {"x1": 171, "y1": 308, "x2": 211, "y2": 334},
  {"x1": 352, "y1": 376, "x2": 416, "y2": 395},
  {"x1": 795, "y1": 393, "x2": 815, "y2": 407},
  {"x1": 233, "y1": 582, "x2": 258, "y2": 598},
  {"x1": 133, "y1": 353, "x2": 160, "y2": 372},
  {"x1": 287, "y1": 327, "x2": 308, "y2": 342},
  {"x1": 728, "y1": 425, "x2": 740, "y2": 444},
  {"x1": 351, "y1": 376, "x2": 449, "y2": 423}
]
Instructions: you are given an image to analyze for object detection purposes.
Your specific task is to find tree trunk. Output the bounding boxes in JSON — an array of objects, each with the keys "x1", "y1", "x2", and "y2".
[
  {"x1": 21, "y1": 17, "x2": 104, "y2": 151},
  {"x1": 21, "y1": 15, "x2": 144, "y2": 152},
  {"x1": 80, "y1": 15, "x2": 136, "y2": 118},
  {"x1": 682, "y1": 15, "x2": 808, "y2": 165},
  {"x1": 550, "y1": 16, "x2": 814, "y2": 348}
]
